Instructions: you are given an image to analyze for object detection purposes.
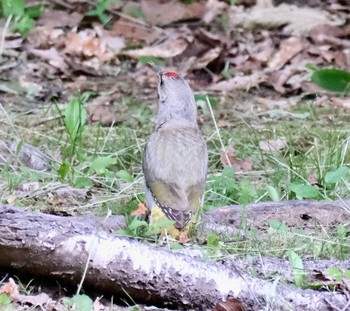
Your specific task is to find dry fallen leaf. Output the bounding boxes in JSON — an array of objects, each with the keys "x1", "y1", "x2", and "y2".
[
  {"x1": 124, "y1": 27, "x2": 193, "y2": 58},
  {"x1": 178, "y1": 230, "x2": 191, "y2": 244},
  {"x1": 203, "y1": 0, "x2": 227, "y2": 24},
  {"x1": 268, "y1": 37, "x2": 305, "y2": 71},
  {"x1": 210, "y1": 73, "x2": 265, "y2": 91},
  {"x1": 220, "y1": 146, "x2": 253, "y2": 171},
  {"x1": 255, "y1": 97, "x2": 295, "y2": 110},
  {"x1": 0, "y1": 278, "x2": 18, "y2": 295},
  {"x1": 64, "y1": 30, "x2": 114, "y2": 62},
  {"x1": 112, "y1": 17, "x2": 159, "y2": 44},
  {"x1": 141, "y1": 0, "x2": 206, "y2": 26},
  {"x1": 131, "y1": 202, "x2": 148, "y2": 216},
  {"x1": 87, "y1": 95, "x2": 128, "y2": 125},
  {"x1": 259, "y1": 137, "x2": 287, "y2": 152},
  {"x1": 93, "y1": 24, "x2": 125, "y2": 54},
  {"x1": 213, "y1": 298, "x2": 245, "y2": 311},
  {"x1": 37, "y1": 9, "x2": 83, "y2": 29},
  {"x1": 27, "y1": 26, "x2": 65, "y2": 49},
  {"x1": 329, "y1": 97, "x2": 350, "y2": 109},
  {"x1": 0, "y1": 278, "x2": 51, "y2": 307},
  {"x1": 18, "y1": 293, "x2": 51, "y2": 306},
  {"x1": 27, "y1": 47, "x2": 68, "y2": 71},
  {"x1": 232, "y1": 3, "x2": 345, "y2": 36},
  {"x1": 6, "y1": 194, "x2": 17, "y2": 204}
]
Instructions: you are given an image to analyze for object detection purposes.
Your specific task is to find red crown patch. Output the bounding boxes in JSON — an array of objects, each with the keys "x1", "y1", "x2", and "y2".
[{"x1": 164, "y1": 72, "x2": 180, "y2": 78}]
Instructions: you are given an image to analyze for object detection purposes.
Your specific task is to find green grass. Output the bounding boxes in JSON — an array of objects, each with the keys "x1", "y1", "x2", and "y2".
[{"x1": 1, "y1": 93, "x2": 350, "y2": 296}]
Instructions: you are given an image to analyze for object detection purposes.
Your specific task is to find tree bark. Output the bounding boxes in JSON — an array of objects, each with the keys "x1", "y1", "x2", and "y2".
[
  {"x1": 0, "y1": 204, "x2": 348, "y2": 310},
  {"x1": 202, "y1": 199, "x2": 350, "y2": 236}
]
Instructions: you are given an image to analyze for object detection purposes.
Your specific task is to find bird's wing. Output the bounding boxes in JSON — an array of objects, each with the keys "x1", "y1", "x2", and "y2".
[{"x1": 146, "y1": 180, "x2": 191, "y2": 227}]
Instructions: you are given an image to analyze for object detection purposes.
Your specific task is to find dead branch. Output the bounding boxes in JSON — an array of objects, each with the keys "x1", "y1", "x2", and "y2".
[
  {"x1": 0, "y1": 204, "x2": 348, "y2": 310},
  {"x1": 202, "y1": 199, "x2": 350, "y2": 236}
]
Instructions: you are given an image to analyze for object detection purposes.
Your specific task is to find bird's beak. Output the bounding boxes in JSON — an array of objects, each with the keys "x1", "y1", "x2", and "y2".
[{"x1": 149, "y1": 62, "x2": 163, "y2": 78}]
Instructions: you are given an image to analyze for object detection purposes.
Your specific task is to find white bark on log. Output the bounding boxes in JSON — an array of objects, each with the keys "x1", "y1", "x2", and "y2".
[{"x1": 0, "y1": 204, "x2": 348, "y2": 310}]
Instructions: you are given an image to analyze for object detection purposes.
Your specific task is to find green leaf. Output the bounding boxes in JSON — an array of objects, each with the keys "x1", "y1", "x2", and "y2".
[
  {"x1": 344, "y1": 269, "x2": 350, "y2": 279},
  {"x1": 268, "y1": 220, "x2": 289, "y2": 233},
  {"x1": 207, "y1": 233, "x2": 220, "y2": 247},
  {"x1": 326, "y1": 267, "x2": 343, "y2": 282},
  {"x1": 58, "y1": 161, "x2": 71, "y2": 179},
  {"x1": 25, "y1": 5, "x2": 45, "y2": 18},
  {"x1": 75, "y1": 177, "x2": 93, "y2": 188},
  {"x1": 11, "y1": 15, "x2": 35, "y2": 37},
  {"x1": 311, "y1": 68, "x2": 350, "y2": 93},
  {"x1": 85, "y1": 0, "x2": 110, "y2": 24},
  {"x1": 169, "y1": 243, "x2": 183, "y2": 250},
  {"x1": 128, "y1": 219, "x2": 148, "y2": 231},
  {"x1": 0, "y1": 293, "x2": 11, "y2": 305},
  {"x1": 325, "y1": 166, "x2": 348, "y2": 184},
  {"x1": 64, "y1": 98, "x2": 87, "y2": 142},
  {"x1": 288, "y1": 183, "x2": 319, "y2": 199},
  {"x1": 116, "y1": 169, "x2": 134, "y2": 182},
  {"x1": 288, "y1": 250, "x2": 307, "y2": 288},
  {"x1": 89, "y1": 157, "x2": 117, "y2": 175},
  {"x1": 151, "y1": 218, "x2": 175, "y2": 229},
  {"x1": 222, "y1": 167, "x2": 235, "y2": 178},
  {"x1": 306, "y1": 63, "x2": 319, "y2": 71},
  {"x1": 116, "y1": 229, "x2": 129, "y2": 236},
  {"x1": 1, "y1": 0, "x2": 25, "y2": 18},
  {"x1": 70, "y1": 294, "x2": 93, "y2": 311},
  {"x1": 138, "y1": 56, "x2": 163, "y2": 66},
  {"x1": 266, "y1": 185, "x2": 280, "y2": 201},
  {"x1": 194, "y1": 94, "x2": 217, "y2": 109}
]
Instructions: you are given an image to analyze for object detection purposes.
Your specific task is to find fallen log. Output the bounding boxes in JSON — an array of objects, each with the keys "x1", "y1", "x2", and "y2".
[
  {"x1": 0, "y1": 204, "x2": 348, "y2": 310},
  {"x1": 202, "y1": 199, "x2": 350, "y2": 236}
]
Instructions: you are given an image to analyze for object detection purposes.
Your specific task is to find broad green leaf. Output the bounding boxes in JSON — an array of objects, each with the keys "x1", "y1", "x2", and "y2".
[
  {"x1": 325, "y1": 166, "x2": 348, "y2": 184},
  {"x1": 152, "y1": 218, "x2": 175, "y2": 229},
  {"x1": 128, "y1": 219, "x2": 148, "y2": 231},
  {"x1": 288, "y1": 250, "x2": 307, "y2": 288},
  {"x1": 344, "y1": 269, "x2": 350, "y2": 279},
  {"x1": 268, "y1": 220, "x2": 289, "y2": 233},
  {"x1": 207, "y1": 233, "x2": 220, "y2": 247},
  {"x1": 0, "y1": 293, "x2": 11, "y2": 305},
  {"x1": 116, "y1": 229, "x2": 129, "y2": 236},
  {"x1": 70, "y1": 294, "x2": 93, "y2": 311},
  {"x1": 326, "y1": 267, "x2": 343, "y2": 282},
  {"x1": 25, "y1": 5, "x2": 45, "y2": 18},
  {"x1": 169, "y1": 243, "x2": 183, "y2": 250},
  {"x1": 1, "y1": 0, "x2": 25, "y2": 18},
  {"x1": 64, "y1": 98, "x2": 87, "y2": 141},
  {"x1": 12, "y1": 15, "x2": 35, "y2": 37},
  {"x1": 266, "y1": 185, "x2": 280, "y2": 201},
  {"x1": 58, "y1": 161, "x2": 71, "y2": 179},
  {"x1": 311, "y1": 68, "x2": 350, "y2": 93},
  {"x1": 75, "y1": 177, "x2": 93, "y2": 188},
  {"x1": 222, "y1": 167, "x2": 235, "y2": 178},
  {"x1": 89, "y1": 157, "x2": 116, "y2": 175},
  {"x1": 116, "y1": 169, "x2": 134, "y2": 182},
  {"x1": 288, "y1": 183, "x2": 319, "y2": 199}
]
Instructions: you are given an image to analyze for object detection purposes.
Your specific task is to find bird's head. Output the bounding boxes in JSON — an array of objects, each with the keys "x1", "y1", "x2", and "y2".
[{"x1": 149, "y1": 62, "x2": 197, "y2": 127}]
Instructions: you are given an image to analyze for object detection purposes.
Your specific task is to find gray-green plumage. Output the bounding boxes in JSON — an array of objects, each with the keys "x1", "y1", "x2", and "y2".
[{"x1": 143, "y1": 65, "x2": 208, "y2": 229}]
